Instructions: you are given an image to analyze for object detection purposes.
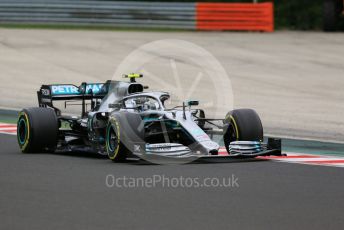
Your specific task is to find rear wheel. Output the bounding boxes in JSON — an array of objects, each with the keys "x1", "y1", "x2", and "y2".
[
  {"x1": 223, "y1": 109, "x2": 263, "y2": 153},
  {"x1": 17, "y1": 107, "x2": 58, "y2": 153}
]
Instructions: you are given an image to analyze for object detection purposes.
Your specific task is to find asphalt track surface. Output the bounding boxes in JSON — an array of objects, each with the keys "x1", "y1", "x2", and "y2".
[{"x1": 1, "y1": 134, "x2": 344, "y2": 230}]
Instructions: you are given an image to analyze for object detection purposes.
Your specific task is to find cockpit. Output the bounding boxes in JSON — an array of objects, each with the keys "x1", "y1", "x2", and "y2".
[{"x1": 123, "y1": 96, "x2": 162, "y2": 112}]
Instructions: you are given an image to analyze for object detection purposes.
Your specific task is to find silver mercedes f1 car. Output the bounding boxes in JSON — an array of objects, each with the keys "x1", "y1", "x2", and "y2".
[{"x1": 17, "y1": 74, "x2": 282, "y2": 163}]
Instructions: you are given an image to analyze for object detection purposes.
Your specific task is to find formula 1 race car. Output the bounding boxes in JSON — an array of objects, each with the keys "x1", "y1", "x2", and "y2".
[{"x1": 17, "y1": 74, "x2": 282, "y2": 163}]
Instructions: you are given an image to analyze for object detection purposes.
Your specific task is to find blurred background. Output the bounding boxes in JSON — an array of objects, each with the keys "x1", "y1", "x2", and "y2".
[
  {"x1": 0, "y1": 0, "x2": 343, "y2": 31},
  {"x1": 0, "y1": 0, "x2": 343, "y2": 142}
]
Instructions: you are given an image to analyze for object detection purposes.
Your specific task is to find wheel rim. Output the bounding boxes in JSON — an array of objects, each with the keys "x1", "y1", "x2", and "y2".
[
  {"x1": 107, "y1": 125, "x2": 118, "y2": 152},
  {"x1": 228, "y1": 123, "x2": 238, "y2": 143},
  {"x1": 18, "y1": 117, "x2": 27, "y2": 145}
]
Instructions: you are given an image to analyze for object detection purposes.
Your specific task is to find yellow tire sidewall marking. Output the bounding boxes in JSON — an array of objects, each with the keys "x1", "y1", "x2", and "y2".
[
  {"x1": 230, "y1": 115, "x2": 239, "y2": 140},
  {"x1": 107, "y1": 118, "x2": 121, "y2": 160},
  {"x1": 18, "y1": 111, "x2": 30, "y2": 151}
]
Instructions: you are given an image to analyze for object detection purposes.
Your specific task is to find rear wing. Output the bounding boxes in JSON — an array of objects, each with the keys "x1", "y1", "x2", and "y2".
[{"x1": 38, "y1": 83, "x2": 108, "y2": 106}]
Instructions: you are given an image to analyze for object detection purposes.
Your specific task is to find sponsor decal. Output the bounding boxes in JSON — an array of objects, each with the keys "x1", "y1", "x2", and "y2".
[
  {"x1": 153, "y1": 147, "x2": 172, "y2": 151},
  {"x1": 51, "y1": 84, "x2": 103, "y2": 95},
  {"x1": 189, "y1": 128, "x2": 210, "y2": 141},
  {"x1": 134, "y1": 145, "x2": 141, "y2": 152},
  {"x1": 41, "y1": 88, "x2": 50, "y2": 96},
  {"x1": 41, "y1": 98, "x2": 52, "y2": 103},
  {"x1": 51, "y1": 85, "x2": 78, "y2": 95},
  {"x1": 148, "y1": 143, "x2": 174, "y2": 148},
  {"x1": 202, "y1": 140, "x2": 219, "y2": 149}
]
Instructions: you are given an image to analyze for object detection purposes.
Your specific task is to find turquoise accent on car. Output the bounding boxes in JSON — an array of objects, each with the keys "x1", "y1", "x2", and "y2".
[
  {"x1": 51, "y1": 83, "x2": 104, "y2": 96},
  {"x1": 18, "y1": 118, "x2": 27, "y2": 145}
]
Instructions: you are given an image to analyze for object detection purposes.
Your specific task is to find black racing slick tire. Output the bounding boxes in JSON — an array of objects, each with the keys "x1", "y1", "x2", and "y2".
[
  {"x1": 105, "y1": 119, "x2": 129, "y2": 162},
  {"x1": 17, "y1": 107, "x2": 58, "y2": 153},
  {"x1": 223, "y1": 109, "x2": 263, "y2": 153}
]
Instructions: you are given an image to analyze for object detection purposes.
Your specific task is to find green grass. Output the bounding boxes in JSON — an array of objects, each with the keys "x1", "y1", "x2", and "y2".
[
  {"x1": 0, "y1": 116, "x2": 17, "y2": 124},
  {"x1": 0, "y1": 115, "x2": 70, "y2": 128},
  {"x1": 0, "y1": 109, "x2": 18, "y2": 124},
  {"x1": 282, "y1": 138, "x2": 344, "y2": 156}
]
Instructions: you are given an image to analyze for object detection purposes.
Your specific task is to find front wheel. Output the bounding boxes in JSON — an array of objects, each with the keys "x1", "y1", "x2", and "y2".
[
  {"x1": 105, "y1": 119, "x2": 128, "y2": 162},
  {"x1": 223, "y1": 109, "x2": 263, "y2": 153}
]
